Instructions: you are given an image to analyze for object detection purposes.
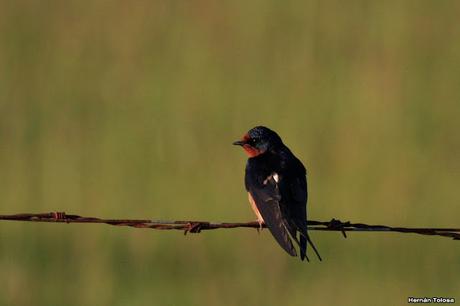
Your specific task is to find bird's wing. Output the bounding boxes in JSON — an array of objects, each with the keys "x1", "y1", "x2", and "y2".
[
  {"x1": 281, "y1": 175, "x2": 309, "y2": 260},
  {"x1": 247, "y1": 175, "x2": 297, "y2": 257},
  {"x1": 281, "y1": 173, "x2": 322, "y2": 261}
]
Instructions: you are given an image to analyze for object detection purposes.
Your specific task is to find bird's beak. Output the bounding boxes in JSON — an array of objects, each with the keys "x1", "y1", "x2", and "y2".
[{"x1": 232, "y1": 140, "x2": 246, "y2": 146}]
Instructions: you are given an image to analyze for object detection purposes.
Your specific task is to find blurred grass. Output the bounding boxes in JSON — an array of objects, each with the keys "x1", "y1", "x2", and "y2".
[{"x1": 1, "y1": 0, "x2": 460, "y2": 305}]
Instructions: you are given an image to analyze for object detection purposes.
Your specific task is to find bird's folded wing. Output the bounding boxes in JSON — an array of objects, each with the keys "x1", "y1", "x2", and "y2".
[{"x1": 248, "y1": 179, "x2": 297, "y2": 257}]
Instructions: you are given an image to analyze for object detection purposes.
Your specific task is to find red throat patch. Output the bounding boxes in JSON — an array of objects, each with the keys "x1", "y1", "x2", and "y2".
[
  {"x1": 241, "y1": 133, "x2": 261, "y2": 157},
  {"x1": 243, "y1": 145, "x2": 261, "y2": 157}
]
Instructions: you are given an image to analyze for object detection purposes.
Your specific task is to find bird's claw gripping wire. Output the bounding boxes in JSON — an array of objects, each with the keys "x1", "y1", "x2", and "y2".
[{"x1": 256, "y1": 220, "x2": 265, "y2": 234}]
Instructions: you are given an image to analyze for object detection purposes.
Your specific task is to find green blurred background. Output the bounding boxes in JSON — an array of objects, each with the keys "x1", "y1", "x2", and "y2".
[{"x1": 1, "y1": 1, "x2": 459, "y2": 305}]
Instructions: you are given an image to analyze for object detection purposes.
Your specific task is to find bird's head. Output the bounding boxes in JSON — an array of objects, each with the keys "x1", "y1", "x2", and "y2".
[{"x1": 233, "y1": 126, "x2": 283, "y2": 157}]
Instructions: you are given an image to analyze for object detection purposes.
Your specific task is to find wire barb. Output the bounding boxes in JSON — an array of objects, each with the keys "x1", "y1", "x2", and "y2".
[{"x1": 0, "y1": 212, "x2": 459, "y2": 240}]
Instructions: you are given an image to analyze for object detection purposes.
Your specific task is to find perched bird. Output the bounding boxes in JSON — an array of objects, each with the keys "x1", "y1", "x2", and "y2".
[{"x1": 233, "y1": 126, "x2": 321, "y2": 261}]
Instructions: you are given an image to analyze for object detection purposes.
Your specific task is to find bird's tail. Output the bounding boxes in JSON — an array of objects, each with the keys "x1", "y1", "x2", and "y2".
[
  {"x1": 299, "y1": 234, "x2": 309, "y2": 261},
  {"x1": 298, "y1": 230, "x2": 322, "y2": 261},
  {"x1": 305, "y1": 232, "x2": 322, "y2": 261}
]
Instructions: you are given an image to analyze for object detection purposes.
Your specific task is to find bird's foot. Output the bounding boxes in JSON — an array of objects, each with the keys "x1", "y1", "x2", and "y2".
[{"x1": 256, "y1": 220, "x2": 265, "y2": 234}]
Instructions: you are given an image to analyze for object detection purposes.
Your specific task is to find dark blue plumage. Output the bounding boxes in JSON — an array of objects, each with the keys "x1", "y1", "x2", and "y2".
[{"x1": 233, "y1": 126, "x2": 321, "y2": 261}]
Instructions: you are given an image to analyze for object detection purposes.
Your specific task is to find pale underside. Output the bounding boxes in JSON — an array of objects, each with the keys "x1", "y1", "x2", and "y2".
[
  {"x1": 248, "y1": 172, "x2": 280, "y2": 223},
  {"x1": 248, "y1": 192, "x2": 264, "y2": 223}
]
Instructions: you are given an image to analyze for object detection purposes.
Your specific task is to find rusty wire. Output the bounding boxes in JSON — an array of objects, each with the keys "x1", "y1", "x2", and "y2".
[{"x1": 0, "y1": 212, "x2": 459, "y2": 240}]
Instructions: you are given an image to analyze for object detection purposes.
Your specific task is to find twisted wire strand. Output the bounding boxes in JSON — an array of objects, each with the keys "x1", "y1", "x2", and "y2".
[{"x1": 0, "y1": 212, "x2": 459, "y2": 240}]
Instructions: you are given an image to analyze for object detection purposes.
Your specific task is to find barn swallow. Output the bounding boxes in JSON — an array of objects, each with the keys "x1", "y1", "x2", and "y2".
[{"x1": 233, "y1": 126, "x2": 321, "y2": 261}]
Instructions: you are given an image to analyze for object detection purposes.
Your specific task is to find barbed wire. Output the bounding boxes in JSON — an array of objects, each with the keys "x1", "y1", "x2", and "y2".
[{"x1": 0, "y1": 212, "x2": 459, "y2": 240}]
